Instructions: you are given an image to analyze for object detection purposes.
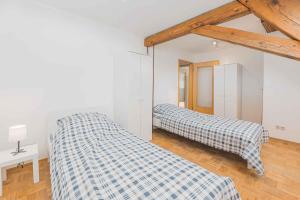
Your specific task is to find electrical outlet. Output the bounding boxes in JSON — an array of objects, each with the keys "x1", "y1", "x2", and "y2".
[
  {"x1": 276, "y1": 125, "x2": 281, "y2": 130},
  {"x1": 276, "y1": 125, "x2": 286, "y2": 131}
]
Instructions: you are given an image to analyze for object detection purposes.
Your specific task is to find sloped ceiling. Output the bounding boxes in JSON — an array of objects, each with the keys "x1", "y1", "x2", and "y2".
[
  {"x1": 37, "y1": 0, "x2": 235, "y2": 36},
  {"x1": 37, "y1": 0, "x2": 267, "y2": 53}
]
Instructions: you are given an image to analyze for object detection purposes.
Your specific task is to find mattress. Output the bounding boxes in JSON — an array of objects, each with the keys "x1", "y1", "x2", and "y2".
[{"x1": 49, "y1": 112, "x2": 240, "y2": 200}]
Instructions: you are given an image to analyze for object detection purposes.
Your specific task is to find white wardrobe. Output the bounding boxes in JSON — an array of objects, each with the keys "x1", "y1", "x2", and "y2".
[
  {"x1": 114, "y1": 51, "x2": 153, "y2": 141},
  {"x1": 214, "y1": 63, "x2": 242, "y2": 119}
]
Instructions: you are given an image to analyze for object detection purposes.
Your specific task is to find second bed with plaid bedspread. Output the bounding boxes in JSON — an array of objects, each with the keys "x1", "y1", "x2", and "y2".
[
  {"x1": 154, "y1": 104, "x2": 269, "y2": 176},
  {"x1": 49, "y1": 112, "x2": 240, "y2": 200}
]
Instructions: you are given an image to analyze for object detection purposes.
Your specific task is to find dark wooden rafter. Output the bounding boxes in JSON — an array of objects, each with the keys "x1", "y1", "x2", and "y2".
[
  {"x1": 238, "y1": 0, "x2": 300, "y2": 40},
  {"x1": 192, "y1": 25, "x2": 300, "y2": 60},
  {"x1": 144, "y1": 1, "x2": 250, "y2": 47}
]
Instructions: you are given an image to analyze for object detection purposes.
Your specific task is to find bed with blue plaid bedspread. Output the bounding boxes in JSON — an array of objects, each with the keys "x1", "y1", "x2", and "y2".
[
  {"x1": 154, "y1": 104, "x2": 269, "y2": 176},
  {"x1": 49, "y1": 112, "x2": 240, "y2": 200}
]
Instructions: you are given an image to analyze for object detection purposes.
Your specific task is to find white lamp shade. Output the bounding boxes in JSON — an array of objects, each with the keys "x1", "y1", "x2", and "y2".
[{"x1": 9, "y1": 125, "x2": 27, "y2": 143}]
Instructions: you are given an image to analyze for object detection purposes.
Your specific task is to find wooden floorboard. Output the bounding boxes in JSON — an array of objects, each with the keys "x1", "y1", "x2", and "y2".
[
  {"x1": 153, "y1": 129, "x2": 300, "y2": 200},
  {"x1": 0, "y1": 159, "x2": 51, "y2": 200},
  {"x1": 1, "y1": 129, "x2": 300, "y2": 199}
]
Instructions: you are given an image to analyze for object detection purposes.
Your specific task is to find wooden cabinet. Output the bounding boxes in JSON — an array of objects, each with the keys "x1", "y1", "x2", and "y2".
[
  {"x1": 114, "y1": 51, "x2": 153, "y2": 141},
  {"x1": 214, "y1": 63, "x2": 242, "y2": 119}
]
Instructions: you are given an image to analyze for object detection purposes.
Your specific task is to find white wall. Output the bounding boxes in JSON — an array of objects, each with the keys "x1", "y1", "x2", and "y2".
[
  {"x1": 263, "y1": 52, "x2": 300, "y2": 143},
  {"x1": 0, "y1": 0, "x2": 145, "y2": 158},
  {"x1": 191, "y1": 46, "x2": 264, "y2": 123},
  {"x1": 154, "y1": 45, "x2": 194, "y2": 105}
]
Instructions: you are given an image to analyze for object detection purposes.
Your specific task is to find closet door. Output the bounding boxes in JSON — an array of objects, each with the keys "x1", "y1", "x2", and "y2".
[
  {"x1": 224, "y1": 64, "x2": 238, "y2": 119},
  {"x1": 214, "y1": 65, "x2": 225, "y2": 117},
  {"x1": 141, "y1": 55, "x2": 153, "y2": 141},
  {"x1": 113, "y1": 53, "x2": 130, "y2": 129},
  {"x1": 114, "y1": 52, "x2": 153, "y2": 141},
  {"x1": 127, "y1": 52, "x2": 142, "y2": 137}
]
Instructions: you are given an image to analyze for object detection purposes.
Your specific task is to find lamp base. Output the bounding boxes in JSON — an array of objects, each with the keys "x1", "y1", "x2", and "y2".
[
  {"x1": 11, "y1": 141, "x2": 26, "y2": 156},
  {"x1": 11, "y1": 149, "x2": 26, "y2": 156}
]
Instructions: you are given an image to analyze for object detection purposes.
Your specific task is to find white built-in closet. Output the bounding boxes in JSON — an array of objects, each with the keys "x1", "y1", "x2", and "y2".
[
  {"x1": 114, "y1": 51, "x2": 153, "y2": 141},
  {"x1": 214, "y1": 63, "x2": 242, "y2": 119}
]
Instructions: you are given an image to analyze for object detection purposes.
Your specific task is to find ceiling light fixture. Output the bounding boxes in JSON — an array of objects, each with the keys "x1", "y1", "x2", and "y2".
[{"x1": 212, "y1": 40, "x2": 218, "y2": 47}]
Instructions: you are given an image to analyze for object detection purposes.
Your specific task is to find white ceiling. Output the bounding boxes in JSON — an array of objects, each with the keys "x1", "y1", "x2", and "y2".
[
  {"x1": 38, "y1": 0, "x2": 234, "y2": 36},
  {"x1": 38, "y1": 0, "x2": 267, "y2": 53}
]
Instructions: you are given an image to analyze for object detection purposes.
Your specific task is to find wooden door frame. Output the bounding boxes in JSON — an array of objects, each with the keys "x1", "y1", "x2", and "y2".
[
  {"x1": 178, "y1": 59, "x2": 193, "y2": 109},
  {"x1": 193, "y1": 60, "x2": 219, "y2": 114}
]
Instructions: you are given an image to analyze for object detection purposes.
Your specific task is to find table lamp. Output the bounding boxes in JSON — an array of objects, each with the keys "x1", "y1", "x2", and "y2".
[{"x1": 9, "y1": 125, "x2": 27, "y2": 156}]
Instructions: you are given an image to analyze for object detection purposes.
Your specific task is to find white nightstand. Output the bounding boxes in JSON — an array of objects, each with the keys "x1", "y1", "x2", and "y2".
[{"x1": 0, "y1": 144, "x2": 39, "y2": 196}]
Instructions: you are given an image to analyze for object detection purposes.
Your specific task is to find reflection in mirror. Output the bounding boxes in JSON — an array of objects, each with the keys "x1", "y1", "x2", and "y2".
[
  {"x1": 197, "y1": 66, "x2": 213, "y2": 108},
  {"x1": 179, "y1": 66, "x2": 189, "y2": 108},
  {"x1": 192, "y1": 60, "x2": 218, "y2": 115}
]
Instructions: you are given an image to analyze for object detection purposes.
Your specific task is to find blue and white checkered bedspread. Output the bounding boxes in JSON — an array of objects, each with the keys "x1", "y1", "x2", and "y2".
[
  {"x1": 154, "y1": 104, "x2": 269, "y2": 176},
  {"x1": 49, "y1": 112, "x2": 240, "y2": 200}
]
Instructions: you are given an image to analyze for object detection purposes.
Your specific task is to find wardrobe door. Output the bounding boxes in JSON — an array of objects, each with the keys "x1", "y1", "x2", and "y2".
[
  {"x1": 113, "y1": 53, "x2": 130, "y2": 129},
  {"x1": 141, "y1": 55, "x2": 153, "y2": 141},
  {"x1": 127, "y1": 52, "x2": 142, "y2": 137},
  {"x1": 214, "y1": 65, "x2": 225, "y2": 117},
  {"x1": 225, "y1": 64, "x2": 238, "y2": 119},
  {"x1": 236, "y1": 65, "x2": 242, "y2": 119}
]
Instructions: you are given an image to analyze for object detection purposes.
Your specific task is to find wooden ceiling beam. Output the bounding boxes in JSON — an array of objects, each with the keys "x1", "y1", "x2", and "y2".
[
  {"x1": 261, "y1": 20, "x2": 277, "y2": 33},
  {"x1": 192, "y1": 25, "x2": 300, "y2": 60},
  {"x1": 238, "y1": 0, "x2": 300, "y2": 41},
  {"x1": 144, "y1": 1, "x2": 250, "y2": 47}
]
